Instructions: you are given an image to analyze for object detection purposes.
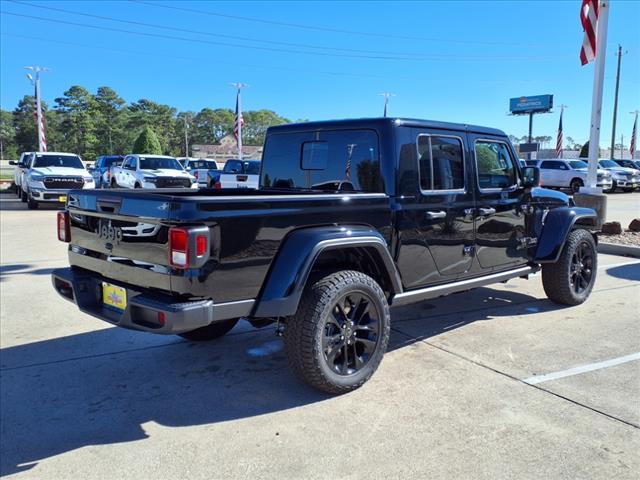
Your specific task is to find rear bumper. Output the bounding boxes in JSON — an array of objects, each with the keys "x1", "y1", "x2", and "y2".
[{"x1": 51, "y1": 267, "x2": 254, "y2": 334}]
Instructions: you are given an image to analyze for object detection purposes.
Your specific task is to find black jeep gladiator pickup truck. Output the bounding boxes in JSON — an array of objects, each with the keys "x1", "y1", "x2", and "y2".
[{"x1": 52, "y1": 118, "x2": 598, "y2": 393}]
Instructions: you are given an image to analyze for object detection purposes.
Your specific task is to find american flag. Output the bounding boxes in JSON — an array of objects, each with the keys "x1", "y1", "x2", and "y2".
[
  {"x1": 555, "y1": 109, "x2": 563, "y2": 158},
  {"x1": 345, "y1": 144, "x2": 356, "y2": 179},
  {"x1": 631, "y1": 113, "x2": 638, "y2": 159},
  {"x1": 233, "y1": 91, "x2": 244, "y2": 144},
  {"x1": 33, "y1": 84, "x2": 47, "y2": 151},
  {"x1": 580, "y1": 0, "x2": 598, "y2": 66}
]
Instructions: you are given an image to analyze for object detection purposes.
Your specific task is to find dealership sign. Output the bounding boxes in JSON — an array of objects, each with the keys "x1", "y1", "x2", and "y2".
[{"x1": 509, "y1": 95, "x2": 553, "y2": 114}]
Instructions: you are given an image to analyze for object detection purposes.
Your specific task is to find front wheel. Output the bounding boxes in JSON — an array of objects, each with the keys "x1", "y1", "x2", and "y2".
[
  {"x1": 542, "y1": 229, "x2": 597, "y2": 305},
  {"x1": 20, "y1": 188, "x2": 27, "y2": 203},
  {"x1": 178, "y1": 318, "x2": 239, "y2": 341},
  {"x1": 284, "y1": 270, "x2": 391, "y2": 394},
  {"x1": 604, "y1": 180, "x2": 617, "y2": 193},
  {"x1": 27, "y1": 196, "x2": 39, "y2": 210}
]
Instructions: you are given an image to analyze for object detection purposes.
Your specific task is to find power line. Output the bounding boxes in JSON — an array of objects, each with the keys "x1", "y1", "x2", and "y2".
[
  {"x1": 0, "y1": 32, "x2": 413, "y2": 80},
  {"x1": 8, "y1": 0, "x2": 486, "y2": 59},
  {"x1": 0, "y1": 10, "x2": 569, "y2": 63},
  {"x1": 132, "y1": 0, "x2": 545, "y2": 48}
]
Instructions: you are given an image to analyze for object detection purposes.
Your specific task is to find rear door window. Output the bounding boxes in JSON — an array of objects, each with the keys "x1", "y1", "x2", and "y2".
[{"x1": 417, "y1": 135, "x2": 465, "y2": 192}]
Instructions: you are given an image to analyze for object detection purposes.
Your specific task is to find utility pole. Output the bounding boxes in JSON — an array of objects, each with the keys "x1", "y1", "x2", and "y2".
[
  {"x1": 378, "y1": 93, "x2": 395, "y2": 117},
  {"x1": 183, "y1": 116, "x2": 189, "y2": 157},
  {"x1": 610, "y1": 45, "x2": 627, "y2": 159},
  {"x1": 25, "y1": 66, "x2": 49, "y2": 152},
  {"x1": 230, "y1": 83, "x2": 248, "y2": 160}
]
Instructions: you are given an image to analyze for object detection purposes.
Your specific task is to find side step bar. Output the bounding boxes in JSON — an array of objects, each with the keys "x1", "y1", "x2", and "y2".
[{"x1": 391, "y1": 265, "x2": 536, "y2": 307}]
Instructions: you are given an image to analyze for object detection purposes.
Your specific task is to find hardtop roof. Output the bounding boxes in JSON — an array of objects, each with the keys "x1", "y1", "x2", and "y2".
[{"x1": 267, "y1": 117, "x2": 506, "y2": 137}]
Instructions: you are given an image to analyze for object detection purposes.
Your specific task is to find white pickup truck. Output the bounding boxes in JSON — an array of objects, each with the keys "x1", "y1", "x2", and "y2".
[
  {"x1": 212, "y1": 159, "x2": 261, "y2": 189},
  {"x1": 19, "y1": 152, "x2": 95, "y2": 209},
  {"x1": 111, "y1": 154, "x2": 197, "y2": 189},
  {"x1": 179, "y1": 158, "x2": 220, "y2": 188}
]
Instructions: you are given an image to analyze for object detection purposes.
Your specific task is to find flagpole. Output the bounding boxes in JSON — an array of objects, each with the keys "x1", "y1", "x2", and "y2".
[
  {"x1": 631, "y1": 110, "x2": 639, "y2": 159},
  {"x1": 583, "y1": 0, "x2": 609, "y2": 192},
  {"x1": 25, "y1": 66, "x2": 49, "y2": 152},
  {"x1": 230, "y1": 82, "x2": 248, "y2": 160}
]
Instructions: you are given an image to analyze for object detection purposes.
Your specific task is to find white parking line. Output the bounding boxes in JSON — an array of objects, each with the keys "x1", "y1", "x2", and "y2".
[{"x1": 523, "y1": 352, "x2": 640, "y2": 385}]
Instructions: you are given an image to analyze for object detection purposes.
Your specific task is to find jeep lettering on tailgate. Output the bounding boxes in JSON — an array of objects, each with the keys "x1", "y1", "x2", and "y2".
[{"x1": 97, "y1": 219, "x2": 123, "y2": 244}]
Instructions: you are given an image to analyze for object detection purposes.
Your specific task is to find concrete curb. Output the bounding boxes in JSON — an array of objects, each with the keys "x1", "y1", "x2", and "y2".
[{"x1": 598, "y1": 242, "x2": 640, "y2": 258}]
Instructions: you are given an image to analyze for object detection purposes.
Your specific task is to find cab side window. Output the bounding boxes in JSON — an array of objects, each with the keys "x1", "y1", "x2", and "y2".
[
  {"x1": 475, "y1": 141, "x2": 516, "y2": 189},
  {"x1": 417, "y1": 135, "x2": 464, "y2": 191}
]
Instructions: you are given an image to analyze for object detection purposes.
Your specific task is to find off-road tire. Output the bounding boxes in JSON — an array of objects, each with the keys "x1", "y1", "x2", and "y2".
[
  {"x1": 178, "y1": 318, "x2": 239, "y2": 341},
  {"x1": 542, "y1": 228, "x2": 597, "y2": 306},
  {"x1": 284, "y1": 270, "x2": 391, "y2": 394}
]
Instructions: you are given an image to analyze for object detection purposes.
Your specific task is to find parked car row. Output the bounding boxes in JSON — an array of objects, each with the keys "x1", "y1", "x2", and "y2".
[
  {"x1": 520, "y1": 158, "x2": 640, "y2": 193},
  {"x1": 10, "y1": 152, "x2": 263, "y2": 208}
]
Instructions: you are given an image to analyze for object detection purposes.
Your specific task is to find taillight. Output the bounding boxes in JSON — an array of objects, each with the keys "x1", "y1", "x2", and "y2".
[
  {"x1": 214, "y1": 181, "x2": 221, "y2": 189},
  {"x1": 196, "y1": 234, "x2": 207, "y2": 257},
  {"x1": 57, "y1": 211, "x2": 70, "y2": 242},
  {"x1": 169, "y1": 228, "x2": 189, "y2": 268},
  {"x1": 168, "y1": 228, "x2": 210, "y2": 268}
]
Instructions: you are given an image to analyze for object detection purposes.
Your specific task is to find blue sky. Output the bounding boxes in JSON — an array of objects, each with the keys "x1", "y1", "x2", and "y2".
[{"x1": 1, "y1": 0, "x2": 639, "y2": 146}]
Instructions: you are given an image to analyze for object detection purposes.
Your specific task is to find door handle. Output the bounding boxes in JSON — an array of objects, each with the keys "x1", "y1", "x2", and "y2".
[
  {"x1": 425, "y1": 210, "x2": 447, "y2": 220},
  {"x1": 478, "y1": 207, "x2": 496, "y2": 216}
]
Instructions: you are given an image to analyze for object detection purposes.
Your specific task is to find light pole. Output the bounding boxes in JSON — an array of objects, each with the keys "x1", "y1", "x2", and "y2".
[
  {"x1": 379, "y1": 93, "x2": 395, "y2": 117},
  {"x1": 609, "y1": 45, "x2": 627, "y2": 159},
  {"x1": 25, "y1": 66, "x2": 49, "y2": 152},
  {"x1": 230, "y1": 83, "x2": 248, "y2": 160},
  {"x1": 183, "y1": 116, "x2": 189, "y2": 157}
]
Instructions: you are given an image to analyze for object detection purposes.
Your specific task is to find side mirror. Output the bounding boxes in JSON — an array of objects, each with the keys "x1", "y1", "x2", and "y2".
[
  {"x1": 85, "y1": 163, "x2": 93, "y2": 170},
  {"x1": 9, "y1": 161, "x2": 17, "y2": 166},
  {"x1": 522, "y1": 166, "x2": 540, "y2": 188}
]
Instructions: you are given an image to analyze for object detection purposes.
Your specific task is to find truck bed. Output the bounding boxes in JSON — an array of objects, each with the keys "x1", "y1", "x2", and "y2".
[{"x1": 65, "y1": 188, "x2": 392, "y2": 303}]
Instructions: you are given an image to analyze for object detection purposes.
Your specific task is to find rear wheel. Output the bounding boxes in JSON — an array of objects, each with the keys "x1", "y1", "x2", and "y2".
[
  {"x1": 111, "y1": 179, "x2": 118, "y2": 188},
  {"x1": 542, "y1": 229, "x2": 597, "y2": 305},
  {"x1": 570, "y1": 178, "x2": 583, "y2": 194},
  {"x1": 134, "y1": 183, "x2": 141, "y2": 189},
  {"x1": 178, "y1": 318, "x2": 239, "y2": 341},
  {"x1": 284, "y1": 270, "x2": 390, "y2": 394}
]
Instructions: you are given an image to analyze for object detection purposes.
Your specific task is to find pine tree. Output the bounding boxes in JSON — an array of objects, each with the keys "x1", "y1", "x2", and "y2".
[{"x1": 132, "y1": 126, "x2": 162, "y2": 154}]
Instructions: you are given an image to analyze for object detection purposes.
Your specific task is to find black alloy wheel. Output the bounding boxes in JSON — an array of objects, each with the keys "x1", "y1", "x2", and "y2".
[
  {"x1": 570, "y1": 179, "x2": 583, "y2": 194},
  {"x1": 569, "y1": 240, "x2": 594, "y2": 295},
  {"x1": 284, "y1": 270, "x2": 391, "y2": 394},
  {"x1": 322, "y1": 291, "x2": 382, "y2": 376}
]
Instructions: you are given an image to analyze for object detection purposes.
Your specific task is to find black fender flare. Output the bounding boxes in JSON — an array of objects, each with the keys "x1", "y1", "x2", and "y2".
[
  {"x1": 252, "y1": 225, "x2": 402, "y2": 318},
  {"x1": 534, "y1": 207, "x2": 597, "y2": 263}
]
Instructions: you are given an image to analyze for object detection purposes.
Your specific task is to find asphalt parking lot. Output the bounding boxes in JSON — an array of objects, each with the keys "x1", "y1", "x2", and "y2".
[{"x1": 1, "y1": 191, "x2": 639, "y2": 479}]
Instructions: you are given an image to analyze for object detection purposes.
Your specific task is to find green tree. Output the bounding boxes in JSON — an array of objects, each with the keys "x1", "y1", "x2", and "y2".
[
  {"x1": 193, "y1": 108, "x2": 234, "y2": 144},
  {"x1": 0, "y1": 109, "x2": 18, "y2": 159},
  {"x1": 55, "y1": 85, "x2": 99, "y2": 160},
  {"x1": 128, "y1": 99, "x2": 177, "y2": 154},
  {"x1": 242, "y1": 110, "x2": 290, "y2": 145},
  {"x1": 94, "y1": 86, "x2": 127, "y2": 154},
  {"x1": 13, "y1": 95, "x2": 40, "y2": 152},
  {"x1": 132, "y1": 126, "x2": 162, "y2": 154},
  {"x1": 579, "y1": 141, "x2": 589, "y2": 158}
]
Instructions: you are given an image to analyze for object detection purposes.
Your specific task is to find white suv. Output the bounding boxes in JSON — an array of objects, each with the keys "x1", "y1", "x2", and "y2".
[
  {"x1": 111, "y1": 154, "x2": 196, "y2": 189},
  {"x1": 20, "y1": 152, "x2": 95, "y2": 209},
  {"x1": 534, "y1": 159, "x2": 612, "y2": 193}
]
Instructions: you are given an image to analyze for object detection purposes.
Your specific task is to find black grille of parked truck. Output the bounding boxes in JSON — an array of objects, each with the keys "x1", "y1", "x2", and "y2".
[{"x1": 52, "y1": 118, "x2": 598, "y2": 393}]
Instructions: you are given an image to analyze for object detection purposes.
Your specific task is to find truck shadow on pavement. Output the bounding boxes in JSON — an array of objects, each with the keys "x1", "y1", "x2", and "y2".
[
  {"x1": 0, "y1": 286, "x2": 558, "y2": 476},
  {"x1": 604, "y1": 263, "x2": 640, "y2": 282},
  {"x1": 0, "y1": 264, "x2": 58, "y2": 281}
]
